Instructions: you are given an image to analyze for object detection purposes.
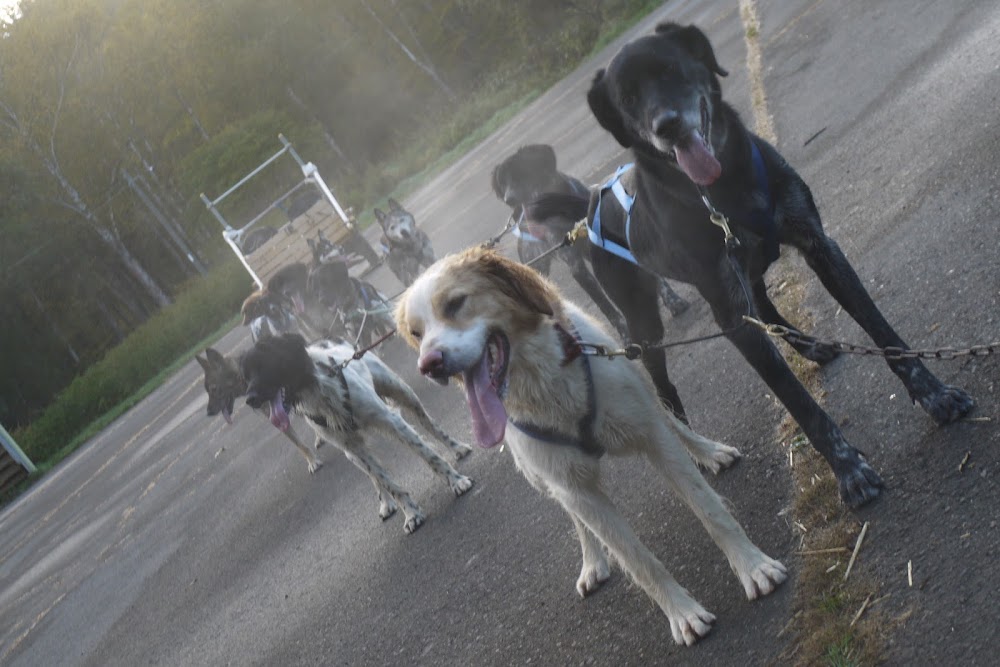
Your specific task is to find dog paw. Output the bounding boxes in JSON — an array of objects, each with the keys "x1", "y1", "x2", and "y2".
[
  {"x1": 452, "y1": 443, "x2": 474, "y2": 460},
  {"x1": 667, "y1": 602, "x2": 716, "y2": 646},
  {"x1": 738, "y1": 554, "x2": 788, "y2": 600},
  {"x1": 403, "y1": 512, "x2": 426, "y2": 534},
  {"x1": 450, "y1": 475, "x2": 474, "y2": 496},
  {"x1": 700, "y1": 444, "x2": 742, "y2": 474},
  {"x1": 836, "y1": 456, "x2": 885, "y2": 508},
  {"x1": 306, "y1": 458, "x2": 324, "y2": 474},
  {"x1": 576, "y1": 560, "x2": 611, "y2": 597},
  {"x1": 917, "y1": 383, "x2": 975, "y2": 425},
  {"x1": 378, "y1": 499, "x2": 398, "y2": 521},
  {"x1": 794, "y1": 342, "x2": 839, "y2": 365}
]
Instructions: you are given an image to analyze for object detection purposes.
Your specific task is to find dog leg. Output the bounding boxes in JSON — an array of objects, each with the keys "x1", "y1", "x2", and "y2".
[
  {"x1": 342, "y1": 450, "x2": 397, "y2": 520},
  {"x1": 282, "y1": 423, "x2": 323, "y2": 473},
  {"x1": 563, "y1": 246, "x2": 630, "y2": 340},
  {"x1": 372, "y1": 411, "x2": 474, "y2": 497},
  {"x1": 647, "y1": 419, "x2": 787, "y2": 600},
  {"x1": 751, "y1": 279, "x2": 838, "y2": 365},
  {"x1": 667, "y1": 416, "x2": 741, "y2": 474},
  {"x1": 340, "y1": 435, "x2": 425, "y2": 533},
  {"x1": 659, "y1": 280, "x2": 691, "y2": 318},
  {"x1": 548, "y1": 480, "x2": 715, "y2": 645},
  {"x1": 798, "y1": 232, "x2": 974, "y2": 423},
  {"x1": 699, "y1": 277, "x2": 884, "y2": 506},
  {"x1": 591, "y1": 249, "x2": 688, "y2": 421},
  {"x1": 368, "y1": 361, "x2": 473, "y2": 460},
  {"x1": 513, "y1": 458, "x2": 611, "y2": 597},
  {"x1": 570, "y1": 514, "x2": 611, "y2": 597}
]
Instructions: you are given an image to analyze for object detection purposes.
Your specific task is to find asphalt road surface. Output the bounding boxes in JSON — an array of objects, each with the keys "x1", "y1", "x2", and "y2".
[{"x1": 2, "y1": 1, "x2": 998, "y2": 665}]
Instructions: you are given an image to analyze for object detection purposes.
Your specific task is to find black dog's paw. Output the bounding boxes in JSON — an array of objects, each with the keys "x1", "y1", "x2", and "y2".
[
  {"x1": 836, "y1": 458, "x2": 885, "y2": 508},
  {"x1": 794, "y1": 342, "x2": 840, "y2": 366},
  {"x1": 918, "y1": 384, "x2": 975, "y2": 425}
]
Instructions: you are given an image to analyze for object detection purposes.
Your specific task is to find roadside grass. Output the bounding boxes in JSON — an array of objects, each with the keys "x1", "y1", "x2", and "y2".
[
  {"x1": 734, "y1": 2, "x2": 890, "y2": 661},
  {"x1": 766, "y1": 265, "x2": 887, "y2": 666},
  {"x1": 7, "y1": 260, "x2": 247, "y2": 493}
]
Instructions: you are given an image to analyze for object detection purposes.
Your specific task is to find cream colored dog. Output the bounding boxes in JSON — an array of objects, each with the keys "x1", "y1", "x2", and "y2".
[{"x1": 396, "y1": 247, "x2": 787, "y2": 645}]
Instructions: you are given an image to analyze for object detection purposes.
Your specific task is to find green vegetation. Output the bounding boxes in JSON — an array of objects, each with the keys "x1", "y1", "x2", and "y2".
[{"x1": 12, "y1": 260, "x2": 246, "y2": 469}]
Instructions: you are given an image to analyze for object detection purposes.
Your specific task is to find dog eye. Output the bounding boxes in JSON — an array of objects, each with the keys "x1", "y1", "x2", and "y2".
[
  {"x1": 444, "y1": 294, "x2": 467, "y2": 317},
  {"x1": 410, "y1": 329, "x2": 422, "y2": 340}
]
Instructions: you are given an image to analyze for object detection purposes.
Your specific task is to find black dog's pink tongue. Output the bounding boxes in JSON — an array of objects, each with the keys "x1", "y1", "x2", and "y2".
[
  {"x1": 675, "y1": 130, "x2": 721, "y2": 186},
  {"x1": 463, "y1": 354, "x2": 507, "y2": 448},
  {"x1": 269, "y1": 395, "x2": 291, "y2": 432}
]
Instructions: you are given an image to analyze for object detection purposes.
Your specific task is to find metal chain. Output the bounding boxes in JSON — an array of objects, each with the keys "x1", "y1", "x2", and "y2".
[{"x1": 742, "y1": 317, "x2": 999, "y2": 360}]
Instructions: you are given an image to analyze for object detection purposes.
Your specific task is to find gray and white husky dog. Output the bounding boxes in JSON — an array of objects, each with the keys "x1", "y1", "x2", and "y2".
[{"x1": 375, "y1": 198, "x2": 436, "y2": 286}]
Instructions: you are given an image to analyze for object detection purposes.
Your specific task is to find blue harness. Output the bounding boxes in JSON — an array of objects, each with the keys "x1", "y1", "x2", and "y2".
[{"x1": 588, "y1": 139, "x2": 779, "y2": 264}]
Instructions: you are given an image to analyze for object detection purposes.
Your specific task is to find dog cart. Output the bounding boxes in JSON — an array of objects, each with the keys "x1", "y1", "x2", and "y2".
[{"x1": 201, "y1": 134, "x2": 379, "y2": 288}]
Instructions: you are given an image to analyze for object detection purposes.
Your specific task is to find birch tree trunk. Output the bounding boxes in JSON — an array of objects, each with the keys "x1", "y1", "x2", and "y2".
[{"x1": 358, "y1": 0, "x2": 456, "y2": 101}]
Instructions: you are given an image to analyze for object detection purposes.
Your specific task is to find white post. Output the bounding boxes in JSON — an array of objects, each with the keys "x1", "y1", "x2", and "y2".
[
  {"x1": 0, "y1": 423, "x2": 36, "y2": 473},
  {"x1": 224, "y1": 229, "x2": 263, "y2": 288}
]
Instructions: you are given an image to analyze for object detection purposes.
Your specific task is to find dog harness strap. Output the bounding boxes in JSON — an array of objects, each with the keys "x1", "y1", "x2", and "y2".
[
  {"x1": 588, "y1": 163, "x2": 639, "y2": 265},
  {"x1": 508, "y1": 322, "x2": 604, "y2": 458}
]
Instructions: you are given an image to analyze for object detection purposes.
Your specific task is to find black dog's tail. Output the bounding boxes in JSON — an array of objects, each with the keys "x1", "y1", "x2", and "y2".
[{"x1": 523, "y1": 191, "x2": 590, "y2": 222}]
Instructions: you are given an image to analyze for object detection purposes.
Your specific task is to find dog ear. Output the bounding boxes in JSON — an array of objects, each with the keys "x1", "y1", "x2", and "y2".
[
  {"x1": 490, "y1": 164, "x2": 505, "y2": 201},
  {"x1": 393, "y1": 294, "x2": 416, "y2": 350},
  {"x1": 655, "y1": 22, "x2": 728, "y2": 77},
  {"x1": 205, "y1": 348, "x2": 227, "y2": 366},
  {"x1": 374, "y1": 208, "x2": 387, "y2": 225},
  {"x1": 195, "y1": 354, "x2": 212, "y2": 372},
  {"x1": 587, "y1": 69, "x2": 634, "y2": 148},
  {"x1": 475, "y1": 250, "x2": 555, "y2": 318},
  {"x1": 387, "y1": 197, "x2": 402, "y2": 211}
]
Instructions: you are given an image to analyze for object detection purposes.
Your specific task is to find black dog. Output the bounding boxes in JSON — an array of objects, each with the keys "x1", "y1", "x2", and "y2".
[
  {"x1": 374, "y1": 198, "x2": 436, "y2": 286},
  {"x1": 493, "y1": 144, "x2": 690, "y2": 326},
  {"x1": 491, "y1": 145, "x2": 631, "y2": 339},
  {"x1": 531, "y1": 23, "x2": 973, "y2": 507}
]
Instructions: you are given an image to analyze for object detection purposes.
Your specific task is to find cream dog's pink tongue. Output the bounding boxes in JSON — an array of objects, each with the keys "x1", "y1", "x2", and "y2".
[
  {"x1": 674, "y1": 130, "x2": 721, "y2": 186},
  {"x1": 463, "y1": 353, "x2": 506, "y2": 448}
]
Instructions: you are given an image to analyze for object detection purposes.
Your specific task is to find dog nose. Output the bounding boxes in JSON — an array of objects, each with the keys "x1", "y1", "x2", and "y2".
[
  {"x1": 652, "y1": 110, "x2": 683, "y2": 138},
  {"x1": 418, "y1": 349, "x2": 445, "y2": 377}
]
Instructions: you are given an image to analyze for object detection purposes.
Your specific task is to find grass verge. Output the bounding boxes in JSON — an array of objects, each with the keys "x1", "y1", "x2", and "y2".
[
  {"x1": 3, "y1": 260, "x2": 248, "y2": 506},
  {"x1": 766, "y1": 264, "x2": 889, "y2": 666}
]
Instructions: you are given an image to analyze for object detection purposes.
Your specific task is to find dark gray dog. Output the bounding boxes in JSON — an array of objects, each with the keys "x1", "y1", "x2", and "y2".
[
  {"x1": 492, "y1": 145, "x2": 689, "y2": 342},
  {"x1": 375, "y1": 198, "x2": 435, "y2": 286}
]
